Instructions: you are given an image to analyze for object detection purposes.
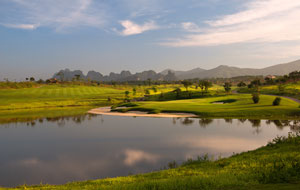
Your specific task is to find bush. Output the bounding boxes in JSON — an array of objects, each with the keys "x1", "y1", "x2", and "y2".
[
  {"x1": 273, "y1": 97, "x2": 281, "y2": 106},
  {"x1": 252, "y1": 93, "x2": 260, "y2": 104}
]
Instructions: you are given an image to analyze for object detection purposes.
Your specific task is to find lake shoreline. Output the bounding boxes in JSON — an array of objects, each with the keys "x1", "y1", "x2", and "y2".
[{"x1": 88, "y1": 107, "x2": 198, "y2": 118}]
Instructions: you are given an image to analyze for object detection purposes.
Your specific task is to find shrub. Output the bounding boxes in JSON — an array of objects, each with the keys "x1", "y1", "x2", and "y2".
[
  {"x1": 278, "y1": 84, "x2": 286, "y2": 94},
  {"x1": 145, "y1": 89, "x2": 150, "y2": 95},
  {"x1": 223, "y1": 82, "x2": 232, "y2": 93},
  {"x1": 252, "y1": 93, "x2": 260, "y2": 104},
  {"x1": 273, "y1": 97, "x2": 281, "y2": 106},
  {"x1": 237, "y1": 81, "x2": 246, "y2": 87}
]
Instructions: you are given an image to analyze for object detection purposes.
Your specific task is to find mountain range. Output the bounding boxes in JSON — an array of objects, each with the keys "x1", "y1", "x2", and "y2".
[{"x1": 53, "y1": 59, "x2": 300, "y2": 81}]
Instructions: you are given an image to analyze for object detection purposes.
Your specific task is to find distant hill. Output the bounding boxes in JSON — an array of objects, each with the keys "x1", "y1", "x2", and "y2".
[
  {"x1": 53, "y1": 59, "x2": 300, "y2": 81},
  {"x1": 161, "y1": 59, "x2": 300, "y2": 80},
  {"x1": 53, "y1": 69, "x2": 177, "y2": 82}
]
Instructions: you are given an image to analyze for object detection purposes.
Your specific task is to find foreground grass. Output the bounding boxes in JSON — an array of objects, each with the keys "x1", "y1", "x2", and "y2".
[
  {"x1": 2, "y1": 133, "x2": 300, "y2": 190},
  {"x1": 118, "y1": 94, "x2": 300, "y2": 119}
]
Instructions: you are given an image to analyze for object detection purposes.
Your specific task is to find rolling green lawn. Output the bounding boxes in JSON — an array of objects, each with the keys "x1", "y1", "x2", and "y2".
[
  {"x1": 2, "y1": 134, "x2": 300, "y2": 190},
  {"x1": 0, "y1": 84, "x2": 189, "y2": 123},
  {"x1": 0, "y1": 84, "x2": 189, "y2": 111},
  {"x1": 0, "y1": 85, "x2": 125, "y2": 111},
  {"x1": 0, "y1": 84, "x2": 127, "y2": 123},
  {"x1": 118, "y1": 94, "x2": 300, "y2": 119},
  {"x1": 238, "y1": 82, "x2": 300, "y2": 99},
  {"x1": 1, "y1": 84, "x2": 300, "y2": 121}
]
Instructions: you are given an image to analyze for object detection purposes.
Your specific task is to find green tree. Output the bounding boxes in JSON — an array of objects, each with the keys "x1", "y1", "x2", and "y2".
[
  {"x1": 250, "y1": 79, "x2": 261, "y2": 92},
  {"x1": 199, "y1": 80, "x2": 205, "y2": 95},
  {"x1": 278, "y1": 84, "x2": 286, "y2": 94},
  {"x1": 145, "y1": 89, "x2": 150, "y2": 95},
  {"x1": 273, "y1": 97, "x2": 281, "y2": 106},
  {"x1": 223, "y1": 82, "x2": 232, "y2": 93},
  {"x1": 174, "y1": 87, "x2": 181, "y2": 99},
  {"x1": 132, "y1": 88, "x2": 137, "y2": 96},
  {"x1": 199, "y1": 80, "x2": 212, "y2": 95},
  {"x1": 237, "y1": 81, "x2": 246, "y2": 87},
  {"x1": 152, "y1": 86, "x2": 157, "y2": 93},
  {"x1": 204, "y1": 81, "x2": 212, "y2": 92},
  {"x1": 252, "y1": 93, "x2": 260, "y2": 104},
  {"x1": 125, "y1": 91, "x2": 130, "y2": 98},
  {"x1": 182, "y1": 80, "x2": 192, "y2": 91}
]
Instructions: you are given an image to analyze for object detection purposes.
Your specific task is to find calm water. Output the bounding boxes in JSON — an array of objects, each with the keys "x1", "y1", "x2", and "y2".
[{"x1": 0, "y1": 114, "x2": 299, "y2": 187}]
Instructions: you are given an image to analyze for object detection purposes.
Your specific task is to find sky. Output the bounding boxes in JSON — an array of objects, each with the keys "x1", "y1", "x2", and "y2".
[{"x1": 1, "y1": 0, "x2": 300, "y2": 80}]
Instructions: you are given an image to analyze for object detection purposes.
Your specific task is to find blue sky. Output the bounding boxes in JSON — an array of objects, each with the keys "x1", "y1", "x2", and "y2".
[{"x1": 1, "y1": 0, "x2": 300, "y2": 80}]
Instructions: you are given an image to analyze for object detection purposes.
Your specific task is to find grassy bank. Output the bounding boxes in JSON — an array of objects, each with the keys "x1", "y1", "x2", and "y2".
[
  {"x1": 2, "y1": 133, "x2": 300, "y2": 190},
  {"x1": 0, "y1": 107, "x2": 94, "y2": 124},
  {"x1": 117, "y1": 94, "x2": 300, "y2": 119}
]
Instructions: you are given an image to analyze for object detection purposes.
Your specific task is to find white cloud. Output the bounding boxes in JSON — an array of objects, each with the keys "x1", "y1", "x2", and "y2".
[
  {"x1": 163, "y1": 0, "x2": 300, "y2": 47},
  {"x1": 119, "y1": 20, "x2": 158, "y2": 36},
  {"x1": 0, "y1": 23, "x2": 38, "y2": 30},
  {"x1": 181, "y1": 22, "x2": 202, "y2": 32},
  {"x1": 1, "y1": 0, "x2": 106, "y2": 31},
  {"x1": 208, "y1": 0, "x2": 300, "y2": 27},
  {"x1": 123, "y1": 149, "x2": 159, "y2": 166}
]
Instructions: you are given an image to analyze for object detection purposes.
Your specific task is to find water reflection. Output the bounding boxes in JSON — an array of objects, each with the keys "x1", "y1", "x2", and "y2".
[
  {"x1": 0, "y1": 115, "x2": 299, "y2": 187},
  {"x1": 199, "y1": 119, "x2": 213, "y2": 128},
  {"x1": 3, "y1": 114, "x2": 300, "y2": 133}
]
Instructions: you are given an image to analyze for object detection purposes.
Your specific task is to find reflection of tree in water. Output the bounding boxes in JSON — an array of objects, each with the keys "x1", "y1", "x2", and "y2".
[
  {"x1": 199, "y1": 119, "x2": 213, "y2": 128},
  {"x1": 290, "y1": 121, "x2": 300, "y2": 132},
  {"x1": 224, "y1": 119, "x2": 233, "y2": 124},
  {"x1": 266, "y1": 120, "x2": 284, "y2": 130},
  {"x1": 266, "y1": 120, "x2": 300, "y2": 132},
  {"x1": 20, "y1": 114, "x2": 99, "y2": 127},
  {"x1": 248, "y1": 119, "x2": 261, "y2": 127},
  {"x1": 248, "y1": 119, "x2": 262, "y2": 134},
  {"x1": 27, "y1": 121, "x2": 36, "y2": 127},
  {"x1": 172, "y1": 118, "x2": 177, "y2": 125},
  {"x1": 238, "y1": 119, "x2": 247, "y2": 123},
  {"x1": 181, "y1": 118, "x2": 195, "y2": 126}
]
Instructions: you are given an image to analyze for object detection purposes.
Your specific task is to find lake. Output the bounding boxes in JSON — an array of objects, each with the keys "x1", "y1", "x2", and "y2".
[{"x1": 0, "y1": 114, "x2": 298, "y2": 187}]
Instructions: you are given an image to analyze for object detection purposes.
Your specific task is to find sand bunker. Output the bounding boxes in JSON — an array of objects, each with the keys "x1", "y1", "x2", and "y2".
[{"x1": 88, "y1": 107, "x2": 197, "y2": 118}]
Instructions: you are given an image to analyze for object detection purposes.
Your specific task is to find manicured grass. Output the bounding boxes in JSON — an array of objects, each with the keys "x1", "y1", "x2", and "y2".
[
  {"x1": 0, "y1": 85, "x2": 125, "y2": 111},
  {"x1": 119, "y1": 94, "x2": 300, "y2": 119},
  {"x1": 0, "y1": 84, "x2": 188, "y2": 123},
  {"x1": 3, "y1": 134, "x2": 300, "y2": 190},
  {"x1": 0, "y1": 84, "x2": 188, "y2": 111},
  {"x1": 238, "y1": 82, "x2": 300, "y2": 99}
]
